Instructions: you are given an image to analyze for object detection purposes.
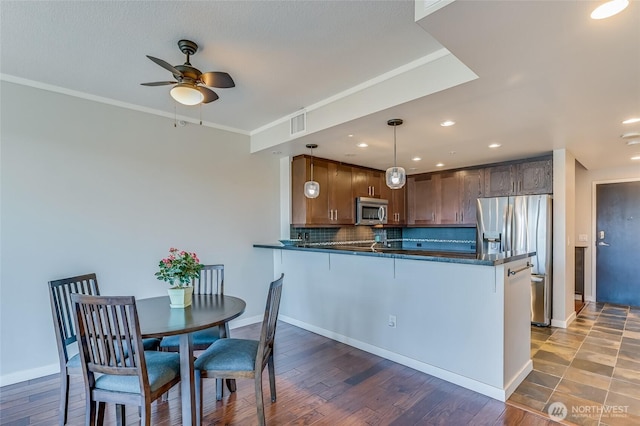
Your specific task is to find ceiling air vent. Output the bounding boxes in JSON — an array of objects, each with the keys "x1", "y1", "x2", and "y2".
[{"x1": 290, "y1": 111, "x2": 307, "y2": 136}]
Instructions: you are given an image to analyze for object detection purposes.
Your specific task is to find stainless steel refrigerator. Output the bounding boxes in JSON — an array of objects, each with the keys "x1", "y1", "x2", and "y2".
[{"x1": 476, "y1": 195, "x2": 553, "y2": 326}]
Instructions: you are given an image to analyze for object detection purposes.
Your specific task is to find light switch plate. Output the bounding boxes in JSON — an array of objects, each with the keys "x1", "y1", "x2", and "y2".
[{"x1": 579, "y1": 234, "x2": 588, "y2": 242}]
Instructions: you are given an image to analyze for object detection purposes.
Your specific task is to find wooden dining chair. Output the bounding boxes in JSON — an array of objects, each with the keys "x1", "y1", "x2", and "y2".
[
  {"x1": 49, "y1": 274, "x2": 99, "y2": 426},
  {"x1": 48, "y1": 274, "x2": 160, "y2": 425},
  {"x1": 194, "y1": 273, "x2": 284, "y2": 426},
  {"x1": 160, "y1": 264, "x2": 226, "y2": 352},
  {"x1": 160, "y1": 264, "x2": 231, "y2": 399},
  {"x1": 71, "y1": 294, "x2": 181, "y2": 426}
]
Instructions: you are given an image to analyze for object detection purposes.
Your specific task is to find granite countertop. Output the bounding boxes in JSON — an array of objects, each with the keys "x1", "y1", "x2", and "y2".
[{"x1": 253, "y1": 243, "x2": 534, "y2": 266}]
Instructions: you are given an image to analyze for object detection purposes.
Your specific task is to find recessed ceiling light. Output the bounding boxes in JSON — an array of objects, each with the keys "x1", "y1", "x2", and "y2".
[
  {"x1": 440, "y1": 120, "x2": 455, "y2": 127},
  {"x1": 591, "y1": 0, "x2": 629, "y2": 19},
  {"x1": 356, "y1": 143, "x2": 368, "y2": 148},
  {"x1": 449, "y1": 151, "x2": 457, "y2": 155},
  {"x1": 412, "y1": 157, "x2": 422, "y2": 161},
  {"x1": 488, "y1": 143, "x2": 502, "y2": 149},
  {"x1": 348, "y1": 134, "x2": 354, "y2": 138},
  {"x1": 435, "y1": 163, "x2": 445, "y2": 167},
  {"x1": 631, "y1": 154, "x2": 640, "y2": 161},
  {"x1": 408, "y1": 167, "x2": 417, "y2": 171},
  {"x1": 622, "y1": 118, "x2": 640, "y2": 124}
]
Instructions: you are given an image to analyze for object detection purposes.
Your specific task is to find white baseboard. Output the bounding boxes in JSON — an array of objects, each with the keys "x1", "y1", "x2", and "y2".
[
  {"x1": 551, "y1": 310, "x2": 576, "y2": 328},
  {"x1": 504, "y1": 360, "x2": 533, "y2": 400},
  {"x1": 280, "y1": 315, "x2": 523, "y2": 402},
  {"x1": 0, "y1": 363, "x2": 59, "y2": 387},
  {"x1": 229, "y1": 314, "x2": 262, "y2": 329}
]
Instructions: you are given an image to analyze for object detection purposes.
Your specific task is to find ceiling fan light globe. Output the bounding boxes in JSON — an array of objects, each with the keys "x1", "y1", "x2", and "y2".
[
  {"x1": 304, "y1": 181, "x2": 320, "y2": 198},
  {"x1": 170, "y1": 84, "x2": 204, "y2": 105},
  {"x1": 386, "y1": 167, "x2": 406, "y2": 189}
]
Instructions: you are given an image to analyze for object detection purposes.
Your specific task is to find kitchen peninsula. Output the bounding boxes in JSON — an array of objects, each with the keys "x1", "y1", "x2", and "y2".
[{"x1": 255, "y1": 244, "x2": 534, "y2": 401}]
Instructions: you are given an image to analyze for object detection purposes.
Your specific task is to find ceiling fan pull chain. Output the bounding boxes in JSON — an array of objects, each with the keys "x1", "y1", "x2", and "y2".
[{"x1": 174, "y1": 102, "x2": 177, "y2": 128}]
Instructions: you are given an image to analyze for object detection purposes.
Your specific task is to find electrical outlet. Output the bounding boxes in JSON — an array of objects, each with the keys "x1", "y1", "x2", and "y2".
[{"x1": 388, "y1": 315, "x2": 397, "y2": 328}]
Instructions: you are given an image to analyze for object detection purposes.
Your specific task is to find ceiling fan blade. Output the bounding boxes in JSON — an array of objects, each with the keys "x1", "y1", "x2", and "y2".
[
  {"x1": 146, "y1": 55, "x2": 183, "y2": 76},
  {"x1": 140, "y1": 81, "x2": 177, "y2": 86},
  {"x1": 198, "y1": 86, "x2": 219, "y2": 103},
  {"x1": 200, "y1": 72, "x2": 235, "y2": 88}
]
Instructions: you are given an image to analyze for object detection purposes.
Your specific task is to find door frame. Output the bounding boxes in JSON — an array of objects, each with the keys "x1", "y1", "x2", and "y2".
[{"x1": 591, "y1": 177, "x2": 640, "y2": 303}]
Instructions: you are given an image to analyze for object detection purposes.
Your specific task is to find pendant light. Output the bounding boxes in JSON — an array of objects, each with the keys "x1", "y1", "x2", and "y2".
[
  {"x1": 386, "y1": 118, "x2": 406, "y2": 189},
  {"x1": 304, "y1": 144, "x2": 320, "y2": 198}
]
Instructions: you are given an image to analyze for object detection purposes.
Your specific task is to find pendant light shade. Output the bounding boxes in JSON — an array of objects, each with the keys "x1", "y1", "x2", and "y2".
[
  {"x1": 385, "y1": 119, "x2": 406, "y2": 189},
  {"x1": 304, "y1": 144, "x2": 320, "y2": 198}
]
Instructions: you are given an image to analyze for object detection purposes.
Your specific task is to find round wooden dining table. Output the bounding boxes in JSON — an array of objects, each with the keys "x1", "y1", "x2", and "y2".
[{"x1": 136, "y1": 294, "x2": 246, "y2": 426}]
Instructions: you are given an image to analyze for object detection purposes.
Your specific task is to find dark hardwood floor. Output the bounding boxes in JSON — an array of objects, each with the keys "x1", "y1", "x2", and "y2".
[{"x1": 1, "y1": 322, "x2": 556, "y2": 425}]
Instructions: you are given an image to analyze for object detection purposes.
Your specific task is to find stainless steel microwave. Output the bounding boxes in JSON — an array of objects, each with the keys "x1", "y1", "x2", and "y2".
[{"x1": 355, "y1": 197, "x2": 388, "y2": 225}]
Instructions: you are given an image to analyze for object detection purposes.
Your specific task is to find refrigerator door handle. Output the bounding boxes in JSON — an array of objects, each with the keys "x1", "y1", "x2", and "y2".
[
  {"x1": 508, "y1": 262, "x2": 532, "y2": 276},
  {"x1": 504, "y1": 204, "x2": 512, "y2": 252}
]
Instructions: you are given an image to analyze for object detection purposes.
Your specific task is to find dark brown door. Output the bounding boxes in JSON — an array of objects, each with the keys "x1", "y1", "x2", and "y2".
[
  {"x1": 459, "y1": 169, "x2": 484, "y2": 225},
  {"x1": 407, "y1": 174, "x2": 438, "y2": 225},
  {"x1": 484, "y1": 165, "x2": 515, "y2": 197},
  {"x1": 439, "y1": 171, "x2": 460, "y2": 224},
  {"x1": 517, "y1": 159, "x2": 552, "y2": 195},
  {"x1": 307, "y1": 159, "x2": 331, "y2": 224},
  {"x1": 329, "y1": 162, "x2": 354, "y2": 224},
  {"x1": 596, "y1": 181, "x2": 640, "y2": 307}
]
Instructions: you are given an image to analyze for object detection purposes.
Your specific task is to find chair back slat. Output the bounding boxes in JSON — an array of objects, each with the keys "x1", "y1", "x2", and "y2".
[
  {"x1": 193, "y1": 264, "x2": 224, "y2": 295},
  {"x1": 256, "y1": 274, "x2": 284, "y2": 370},
  {"x1": 72, "y1": 294, "x2": 147, "y2": 392},
  {"x1": 49, "y1": 274, "x2": 100, "y2": 363}
]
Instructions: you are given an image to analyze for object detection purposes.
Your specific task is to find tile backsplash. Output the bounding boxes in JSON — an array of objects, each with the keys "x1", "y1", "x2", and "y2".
[
  {"x1": 289, "y1": 226, "x2": 475, "y2": 252},
  {"x1": 290, "y1": 226, "x2": 401, "y2": 246},
  {"x1": 402, "y1": 227, "x2": 476, "y2": 252}
]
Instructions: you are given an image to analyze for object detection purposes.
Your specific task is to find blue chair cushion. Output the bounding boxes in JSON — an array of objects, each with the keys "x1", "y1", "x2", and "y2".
[
  {"x1": 142, "y1": 338, "x2": 161, "y2": 351},
  {"x1": 94, "y1": 351, "x2": 180, "y2": 393},
  {"x1": 66, "y1": 353, "x2": 81, "y2": 369},
  {"x1": 160, "y1": 327, "x2": 220, "y2": 349},
  {"x1": 195, "y1": 338, "x2": 259, "y2": 372}
]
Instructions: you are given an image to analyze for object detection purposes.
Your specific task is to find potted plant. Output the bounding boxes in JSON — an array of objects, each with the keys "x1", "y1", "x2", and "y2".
[{"x1": 155, "y1": 248, "x2": 204, "y2": 308}]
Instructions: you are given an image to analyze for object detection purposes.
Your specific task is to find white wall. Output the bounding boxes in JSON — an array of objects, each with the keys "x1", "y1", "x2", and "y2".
[
  {"x1": 574, "y1": 163, "x2": 640, "y2": 301},
  {"x1": 0, "y1": 82, "x2": 281, "y2": 385},
  {"x1": 552, "y1": 149, "x2": 576, "y2": 327}
]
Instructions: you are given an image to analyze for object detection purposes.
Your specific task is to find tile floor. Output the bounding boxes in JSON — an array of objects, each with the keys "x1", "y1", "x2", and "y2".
[{"x1": 508, "y1": 302, "x2": 640, "y2": 425}]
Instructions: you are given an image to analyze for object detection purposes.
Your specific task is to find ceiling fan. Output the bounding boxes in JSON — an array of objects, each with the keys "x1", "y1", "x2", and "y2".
[{"x1": 141, "y1": 39, "x2": 235, "y2": 106}]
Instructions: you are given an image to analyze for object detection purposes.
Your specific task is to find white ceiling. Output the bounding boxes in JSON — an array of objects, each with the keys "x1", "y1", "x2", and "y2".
[{"x1": 2, "y1": 1, "x2": 639, "y2": 174}]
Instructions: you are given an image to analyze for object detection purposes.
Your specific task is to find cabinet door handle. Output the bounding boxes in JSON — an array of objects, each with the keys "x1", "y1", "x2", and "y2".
[
  {"x1": 372, "y1": 187, "x2": 375, "y2": 196},
  {"x1": 461, "y1": 211, "x2": 464, "y2": 222},
  {"x1": 456, "y1": 212, "x2": 458, "y2": 222},
  {"x1": 335, "y1": 209, "x2": 338, "y2": 220},
  {"x1": 432, "y1": 212, "x2": 435, "y2": 221}
]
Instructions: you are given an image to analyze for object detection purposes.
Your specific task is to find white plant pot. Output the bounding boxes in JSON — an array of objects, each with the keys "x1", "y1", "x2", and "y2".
[{"x1": 167, "y1": 286, "x2": 193, "y2": 308}]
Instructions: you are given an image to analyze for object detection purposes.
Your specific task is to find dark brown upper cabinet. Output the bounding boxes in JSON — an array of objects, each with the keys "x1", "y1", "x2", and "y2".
[
  {"x1": 291, "y1": 156, "x2": 353, "y2": 226},
  {"x1": 485, "y1": 157, "x2": 552, "y2": 196}
]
